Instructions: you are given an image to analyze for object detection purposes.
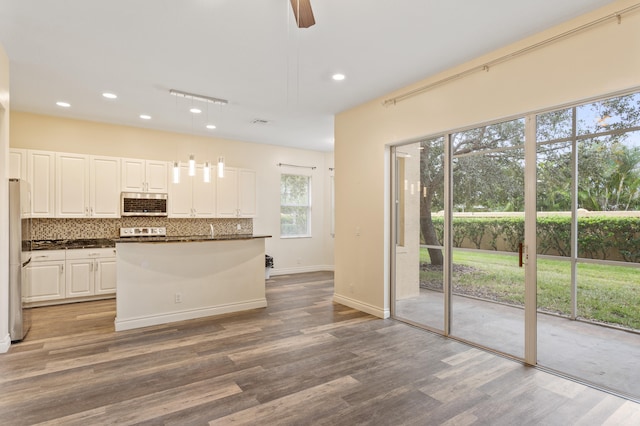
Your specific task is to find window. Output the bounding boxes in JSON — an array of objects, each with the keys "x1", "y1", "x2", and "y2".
[{"x1": 280, "y1": 174, "x2": 311, "y2": 237}]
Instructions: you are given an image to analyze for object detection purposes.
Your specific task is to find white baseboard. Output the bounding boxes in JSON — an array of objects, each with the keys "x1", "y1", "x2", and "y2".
[
  {"x1": 0, "y1": 333, "x2": 11, "y2": 353},
  {"x1": 333, "y1": 293, "x2": 390, "y2": 319},
  {"x1": 115, "y1": 298, "x2": 267, "y2": 331},
  {"x1": 270, "y1": 265, "x2": 334, "y2": 276}
]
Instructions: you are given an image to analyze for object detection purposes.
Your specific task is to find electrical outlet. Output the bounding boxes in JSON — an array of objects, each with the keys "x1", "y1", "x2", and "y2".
[
  {"x1": 237, "y1": 224, "x2": 241, "y2": 231},
  {"x1": 175, "y1": 292, "x2": 182, "y2": 303},
  {"x1": 297, "y1": 258, "x2": 302, "y2": 265}
]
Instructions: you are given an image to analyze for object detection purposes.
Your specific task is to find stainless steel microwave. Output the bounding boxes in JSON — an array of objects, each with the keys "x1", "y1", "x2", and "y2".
[{"x1": 121, "y1": 192, "x2": 168, "y2": 216}]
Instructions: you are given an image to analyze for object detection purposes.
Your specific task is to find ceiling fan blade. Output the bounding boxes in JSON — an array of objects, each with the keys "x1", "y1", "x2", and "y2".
[{"x1": 289, "y1": 0, "x2": 315, "y2": 28}]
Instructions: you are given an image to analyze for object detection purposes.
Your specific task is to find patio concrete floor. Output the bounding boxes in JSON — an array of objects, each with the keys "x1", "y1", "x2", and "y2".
[{"x1": 395, "y1": 288, "x2": 640, "y2": 400}]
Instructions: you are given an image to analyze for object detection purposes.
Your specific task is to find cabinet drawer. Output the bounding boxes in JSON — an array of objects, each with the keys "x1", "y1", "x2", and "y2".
[
  {"x1": 31, "y1": 250, "x2": 66, "y2": 262},
  {"x1": 66, "y1": 248, "x2": 116, "y2": 260}
]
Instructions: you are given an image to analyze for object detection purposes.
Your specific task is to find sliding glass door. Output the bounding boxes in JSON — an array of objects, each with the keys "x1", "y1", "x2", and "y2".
[
  {"x1": 392, "y1": 89, "x2": 640, "y2": 399},
  {"x1": 450, "y1": 119, "x2": 526, "y2": 359}
]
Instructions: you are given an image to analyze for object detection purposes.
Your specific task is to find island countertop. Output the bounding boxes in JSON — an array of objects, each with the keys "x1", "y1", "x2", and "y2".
[{"x1": 114, "y1": 234, "x2": 272, "y2": 244}]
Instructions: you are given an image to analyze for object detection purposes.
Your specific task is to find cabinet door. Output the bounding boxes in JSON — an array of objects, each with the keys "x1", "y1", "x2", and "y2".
[
  {"x1": 192, "y1": 165, "x2": 216, "y2": 217},
  {"x1": 216, "y1": 167, "x2": 239, "y2": 217},
  {"x1": 66, "y1": 258, "x2": 94, "y2": 297},
  {"x1": 238, "y1": 169, "x2": 257, "y2": 217},
  {"x1": 95, "y1": 258, "x2": 117, "y2": 295},
  {"x1": 9, "y1": 148, "x2": 27, "y2": 180},
  {"x1": 25, "y1": 261, "x2": 65, "y2": 302},
  {"x1": 90, "y1": 156, "x2": 121, "y2": 218},
  {"x1": 168, "y1": 164, "x2": 192, "y2": 217},
  {"x1": 146, "y1": 160, "x2": 169, "y2": 193},
  {"x1": 56, "y1": 153, "x2": 90, "y2": 217},
  {"x1": 29, "y1": 150, "x2": 56, "y2": 217},
  {"x1": 121, "y1": 158, "x2": 146, "y2": 192}
]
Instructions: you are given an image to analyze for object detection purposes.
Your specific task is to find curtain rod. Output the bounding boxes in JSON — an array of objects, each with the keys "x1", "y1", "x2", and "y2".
[
  {"x1": 383, "y1": 2, "x2": 640, "y2": 107},
  {"x1": 277, "y1": 162, "x2": 317, "y2": 170}
]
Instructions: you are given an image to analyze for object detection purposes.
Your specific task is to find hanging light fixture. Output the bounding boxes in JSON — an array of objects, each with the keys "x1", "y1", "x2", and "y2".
[
  {"x1": 218, "y1": 156, "x2": 225, "y2": 178},
  {"x1": 188, "y1": 154, "x2": 196, "y2": 177},
  {"x1": 169, "y1": 89, "x2": 229, "y2": 183},
  {"x1": 172, "y1": 161, "x2": 180, "y2": 184},
  {"x1": 203, "y1": 161, "x2": 211, "y2": 183}
]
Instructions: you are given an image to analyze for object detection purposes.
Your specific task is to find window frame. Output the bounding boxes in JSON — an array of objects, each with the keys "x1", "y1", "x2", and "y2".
[{"x1": 280, "y1": 173, "x2": 312, "y2": 238}]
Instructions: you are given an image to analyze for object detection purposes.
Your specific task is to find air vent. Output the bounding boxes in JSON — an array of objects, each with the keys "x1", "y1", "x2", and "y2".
[{"x1": 251, "y1": 119, "x2": 269, "y2": 125}]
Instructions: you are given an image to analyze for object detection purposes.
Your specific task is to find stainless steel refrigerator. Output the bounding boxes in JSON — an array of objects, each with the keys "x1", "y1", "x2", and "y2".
[{"x1": 9, "y1": 178, "x2": 32, "y2": 341}]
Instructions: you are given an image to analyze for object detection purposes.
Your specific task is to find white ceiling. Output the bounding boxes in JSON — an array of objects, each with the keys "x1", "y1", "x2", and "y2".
[{"x1": 0, "y1": 0, "x2": 617, "y2": 152}]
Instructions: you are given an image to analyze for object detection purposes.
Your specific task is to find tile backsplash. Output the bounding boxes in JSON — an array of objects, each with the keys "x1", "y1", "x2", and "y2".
[{"x1": 32, "y1": 217, "x2": 253, "y2": 240}]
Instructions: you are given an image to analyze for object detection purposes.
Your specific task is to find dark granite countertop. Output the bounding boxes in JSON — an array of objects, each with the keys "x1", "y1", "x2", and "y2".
[
  {"x1": 32, "y1": 238, "x2": 116, "y2": 251},
  {"x1": 114, "y1": 234, "x2": 272, "y2": 244},
  {"x1": 32, "y1": 235, "x2": 271, "y2": 250}
]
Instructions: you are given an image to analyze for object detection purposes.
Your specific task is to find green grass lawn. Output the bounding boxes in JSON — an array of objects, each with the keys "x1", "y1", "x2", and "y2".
[{"x1": 419, "y1": 248, "x2": 640, "y2": 330}]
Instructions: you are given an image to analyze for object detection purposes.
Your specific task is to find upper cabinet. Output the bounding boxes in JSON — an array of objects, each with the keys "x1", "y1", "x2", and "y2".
[
  {"x1": 217, "y1": 167, "x2": 257, "y2": 218},
  {"x1": 29, "y1": 150, "x2": 56, "y2": 218},
  {"x1": 90, "y1": 156, "x2": 121, "y2": 218},
  {"x1": 169, "y1": 164, "x2": 216, "y2": 218},
  {"x1": 121, "y1": 158, "x2": 168, "y2": 193},
  {"x1": 56, "y1": 153, "x2": 120, "y2": 218},
  {"x1": 9, "y1": 148, "x2": 27, "y2": 180}
]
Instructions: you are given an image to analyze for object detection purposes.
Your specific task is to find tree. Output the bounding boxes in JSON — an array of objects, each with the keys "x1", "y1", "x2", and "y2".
[{"x1": 420, "y1": 118, "x2": 525, "y2": 265}]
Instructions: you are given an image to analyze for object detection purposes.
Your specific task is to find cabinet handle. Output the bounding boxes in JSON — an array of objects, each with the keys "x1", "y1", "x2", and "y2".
[
  {"x1": 35, "y1": 255, "x2": 49, "y2": 259},
  {"x1": 85, "y1": 206, "x2": 90, "y2": 216},
  {"x1": 96, "y1": 261, "x2": 99, "y2": 272},
  {"x1": 88, "y1": 252, "x2": 100, "y2": 257},
  {"x1": 90, "y1": 207, "x2": 94, "y2": 216},
  {"x1": 59, "y1": 264, "x2": 64, "y2": 274}
]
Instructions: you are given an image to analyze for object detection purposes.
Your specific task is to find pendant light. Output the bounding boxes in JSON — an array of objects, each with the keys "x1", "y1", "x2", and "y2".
[
  {"x1": 203, "y1": 161, "x2": 211, "y2": 183},
  {"x1": 172, "y1": 161, "x2": 180, "y2": 184},
  {"x1": 218, "y1": 156, "x2": 225, "y2": 178},
  {"x1": 188, "y1": 154, "x2": 196, "y2": 177}
]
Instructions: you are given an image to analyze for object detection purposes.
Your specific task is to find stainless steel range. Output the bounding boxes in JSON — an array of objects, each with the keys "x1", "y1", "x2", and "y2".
[{"x1": 119, "y1": 227, "x2": 167, "y2": 237}]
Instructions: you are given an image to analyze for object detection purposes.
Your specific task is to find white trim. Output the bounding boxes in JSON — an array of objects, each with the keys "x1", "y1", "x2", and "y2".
[
  {"x1": 114, "y1": 298, "x2": 267, "y2": 331},
  {"x1": 0, "y1": 333, "x2": 11, "y2": 353},
  {"x1": 333, "y1": 293, "x2": 389, "y2": 319},
  {"x1": 270, "y1": 265, "x2": 334, "y2": 276}
]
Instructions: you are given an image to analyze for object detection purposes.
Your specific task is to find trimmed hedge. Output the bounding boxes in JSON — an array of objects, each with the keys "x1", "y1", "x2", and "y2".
[{"x1": 430, "y1": 216, "x2": 640, "y2": 263}]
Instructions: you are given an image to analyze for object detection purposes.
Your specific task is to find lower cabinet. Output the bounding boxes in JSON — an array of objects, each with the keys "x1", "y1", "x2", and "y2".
[
  {"x1": 27, "y1": 248, "x2": 116, "y2": 304},
  {"x1": 26, "y1": 250, "x2": 66, "y2": 303},
  {"x1": 66, "y1": 248, "x2": 117, "y2": 298}
]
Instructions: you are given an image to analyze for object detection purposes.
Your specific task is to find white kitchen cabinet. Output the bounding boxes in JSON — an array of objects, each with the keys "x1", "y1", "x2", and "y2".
[
  {"x1": 28, "y1": 150, "x2": 56, "y2": 217},
  {"x1": 56, "y1": 153, "x2": 120, "y2": 218},
  {"x1": 169, "y1": 164, "x2": 215, "y2": 218},
  {"x1": 217, "y1": 167, "x2": 257, "y2": 218},
  {"x1": 9, "y1": 148, "x2": 27, "y2": 180},
  {"x1": 121, "y1": 158, "x2": 168, "y2": 193},
  {"x1": 95, "y1": 255, "x2": 117, "y2": 295},
  {"x1": 66, "y1": 248, "x2": 117, "y2": 298},
  {"x1": 90, "y1": 156, "x2": 121, "y2": 218},
  {"x1": 25, "y1": 250, "x2": 66, "y2": 303},
  {"x1": 56, "y1": 152, "x2": 90, "y2": 218}
]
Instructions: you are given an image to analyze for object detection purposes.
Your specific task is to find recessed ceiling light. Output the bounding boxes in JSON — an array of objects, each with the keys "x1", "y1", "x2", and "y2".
[
  {"x1": 206, "y1": 124, "x2": 216, "y2": 130},
  {"x1": 139, "y1": 114, "x2": 151, "y2": 120},
  {"x1": 332, "y1": 73, "x2": 346, "y2": 81},
  {"x1": 102, "y1": 92, "x2": 117, "y2": 99},
  {"x1": 190, "y1": 108, "x2": 202, "y2": 114},
  {"x1": 56, "y1": 101, "x2": 71, "y2": 108}
]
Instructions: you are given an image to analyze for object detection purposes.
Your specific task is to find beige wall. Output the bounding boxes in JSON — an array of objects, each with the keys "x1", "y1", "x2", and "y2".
[
  {"x1": 11, "y1": 111, "x2": 335, "y2": 275},
  {"x1": 334, "y1": 0, "x2": 640, "y2": 317},
  {"x1": 0, "y1": 42, "x2": 10, "y2": 351}
]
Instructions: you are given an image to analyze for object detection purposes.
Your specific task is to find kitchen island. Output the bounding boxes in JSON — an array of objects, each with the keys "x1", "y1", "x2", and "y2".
[{"x1": 114, "y1": 234, "x2": 271, "y2": 331}]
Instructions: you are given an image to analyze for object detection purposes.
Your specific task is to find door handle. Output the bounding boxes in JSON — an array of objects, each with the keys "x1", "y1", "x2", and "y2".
[{"x1": 518, "y1": 243, "x2": 524, "y2": 268}]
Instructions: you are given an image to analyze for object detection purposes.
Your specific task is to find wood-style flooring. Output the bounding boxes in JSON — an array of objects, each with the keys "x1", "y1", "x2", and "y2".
[{"x1": 1, "y1": 271, "x2": 639, "y2": 425}]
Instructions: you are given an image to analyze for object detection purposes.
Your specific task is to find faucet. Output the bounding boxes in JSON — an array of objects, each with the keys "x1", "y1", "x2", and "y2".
[{"x1": 209, "y1": 223, "x2": 215, "y2": 238}]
